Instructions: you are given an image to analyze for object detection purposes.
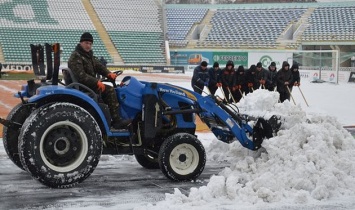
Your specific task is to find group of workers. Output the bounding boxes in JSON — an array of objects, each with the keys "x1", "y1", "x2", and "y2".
[{"x1": 191, "y1": 60, "x2": 300, "y2": 103}]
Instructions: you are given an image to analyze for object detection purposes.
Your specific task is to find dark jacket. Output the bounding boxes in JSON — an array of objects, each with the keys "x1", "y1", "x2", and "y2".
[
  {"x1": 276, "y1": 61, "x2": 293, "y2": 93},
  {"x1": 208, "y1": 66, "x2": 221, "y2": 87},
  {"x1": 254, "y1": 67, "x2": 269, "y2": 89},
  {"x1": 266, "y1": 65, "x2": 278, "y2": 91},
  {"x1": 68, "y1": 44, "x2": 110, "y2": 91},
  {"x1": 191, "y1": 65, "x2": 209, "y2": 90},
  {"x1": 290, "y1": 63, "x2": 300, "y2": 85},
  {"x1": 246, "y1": 65, "x2": 257, "y2": 87},
  {"x1": 221, "y1": 67, "x2": 235, "y2": 89},
  {"x1": 235, "y1": 65, "x2": 247, "y2": 91}
]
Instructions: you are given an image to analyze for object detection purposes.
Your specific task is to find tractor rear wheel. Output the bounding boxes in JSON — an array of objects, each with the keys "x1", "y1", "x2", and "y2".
[
  {"x1": 18, "y1": 103, "x2": 102, "y2": 188},
  {"x1": 3, "y1": 102, "x2": 33, "y2": 170},
  {"x1": 158, "y1": 133, "x2": 206, "y2": 181},
  {"x1": 135, "y1": 152, "x2": 160, "y2": 169}
]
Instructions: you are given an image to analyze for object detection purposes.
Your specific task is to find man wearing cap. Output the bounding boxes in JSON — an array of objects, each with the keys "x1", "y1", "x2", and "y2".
[
  {"x1": 191, "y1": 61, "x2": 210, "y2": 94},
  {"x1": 266, "y1": 61, "x2": 277, "y2": 91},
  {"x1": 254, "y1": 62, "x2": 268, "y2": 89},
  {"x1": 220, "y1": 60, "x2": 236, "y2": 102},
  {"x1": 289, "y1": 63, "x2": 300, "y2": 92},
  {"x1": 68, "y1": 32, "x2": 131, "y2": 129},
  {"x1": 208, "y1": 62, "x2": 221, "y2": 95}
]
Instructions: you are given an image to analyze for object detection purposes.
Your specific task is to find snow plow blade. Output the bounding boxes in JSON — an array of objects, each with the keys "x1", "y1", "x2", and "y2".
[{"x1": 252, "y1": 115, "x2": 281, "y2": 149}]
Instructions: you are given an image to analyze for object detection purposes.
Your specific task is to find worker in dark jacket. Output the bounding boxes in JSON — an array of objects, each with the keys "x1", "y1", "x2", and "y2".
[
  {"x1": 191, "y1": 61, "x2": 209, "y2": 94},
  {"x1": 290, "y1": 63, "x2": 301, "y2": 92},
  {"x1": 276, "y1": 61, "x2": 293, "y2": 103},
  {"x1": 220, "y1": 60, "x2": 235, "y2": 103},
  {"x1": 68, "y1": 32, "x2": 131, "y2": 129},
  {"x1": 254, "y1": 62, "x2": 269, "y2": 90},
  {"x1": 266, "y1": 62, "x2": 277, "y2": 91},
  {"x1": 245, "y1": 64, "x2": 256, "y2": 95},
  {"x1": 99, "y1": 56, "x2": 107, "y2": 67},
  {"x1": 208, "y1": 62, "x2": 221, "y2": 95},
  {"x1": 233, "y1": 65, "x2": 247, "y2": 102}
]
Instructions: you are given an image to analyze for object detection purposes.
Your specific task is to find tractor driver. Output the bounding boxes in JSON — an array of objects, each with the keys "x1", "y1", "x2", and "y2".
[{"x1": 68, "y1": 32, "x2": 131, "y2": 129}]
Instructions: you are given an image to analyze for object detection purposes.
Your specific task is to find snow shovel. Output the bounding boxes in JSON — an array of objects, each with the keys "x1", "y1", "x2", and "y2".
[
  {"x1": 227, "y1": 87, "x2": 236, "y2": 103},
  {"x1": 239, "y1": 89, "x2": 244, "y2": 99},
  {"x1": 298, "y1": 86, "x2": 309, "y2": 107},
  {"x1": 218, "y1": 86, "x2": 229, "y2": 103},
  {"x1": 286, "y1": 86, "x2": 296, "y2": 105}
]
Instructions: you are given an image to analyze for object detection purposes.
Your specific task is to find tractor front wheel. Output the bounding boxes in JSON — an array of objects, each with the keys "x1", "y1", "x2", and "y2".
[{"x1": 158, "y1": 133, "x2": 206, "y2": 181}]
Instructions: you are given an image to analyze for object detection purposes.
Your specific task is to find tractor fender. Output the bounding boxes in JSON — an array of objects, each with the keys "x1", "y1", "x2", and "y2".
[{"x1": 27, "y1": 86, "x2": 111, "y2": 133}]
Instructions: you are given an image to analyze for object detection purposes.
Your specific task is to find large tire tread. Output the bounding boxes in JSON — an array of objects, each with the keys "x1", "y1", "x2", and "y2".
[
  {"x1": 18, "y1": 102, "x2": 102, "y2": 188},
  {"x1": 3, "y1": 102, "x2": 33, "y2": 170},
  {"x1": 158, "y1": 133, "x2": 206, "y2": 181}
]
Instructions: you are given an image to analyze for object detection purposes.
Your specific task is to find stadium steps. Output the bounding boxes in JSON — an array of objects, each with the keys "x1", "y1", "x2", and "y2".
[
  {"x1": 0, "y1": 45, "x2": 4, "y2": 63},
  {"x1": 286, "y1": 7, "x2": 315, "y2": 49},
  {"x1": 292, "y1": 7, "x2": 315, "y2": 48},
  {"x1": 82, "y1": 0, "x2": 122, "y2": 64},
  {"x1": 186, "y1": 9, "x2": 215, "y2": 48},
  {"x1": 153, "y1": 0, "x2": 167, "y2": 61},
  {"x1": 276, "y1": 7, "x2": 315, "y2": 49}
]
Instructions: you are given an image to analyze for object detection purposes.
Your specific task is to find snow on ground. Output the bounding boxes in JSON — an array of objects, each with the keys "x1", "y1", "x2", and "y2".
[
  {"x1": 131, "y1": 71, "x2": 355, "y2": 210},
  {"x1": 1, "y1": 71, "x2": 355, "y2": 210},
  {"x1": 134, "y1": 88, "x2": 355, "y2": 210}
]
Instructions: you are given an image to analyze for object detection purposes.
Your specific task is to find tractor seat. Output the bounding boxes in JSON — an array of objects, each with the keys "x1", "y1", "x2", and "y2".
[
  {"x1": 62, "y1": 68, "x2": 78, "y2": 85},
  {"x1": 62, "y1": 68, "x2": 98, "y2": 102}
]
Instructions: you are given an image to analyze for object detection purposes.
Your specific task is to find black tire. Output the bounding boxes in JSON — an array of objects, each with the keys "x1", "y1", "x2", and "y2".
[
  {"x1": 3, "y1": 102, "x2": 33, "y2": 170},
  {"x1": 18, "y1": 103, "x2": 102, "y2": 188},
  {"x1": 135, "y1": 152, "x2": 160, "y2": 169},
  {"x1": 158, "y1": 133, "x2": 206, "y2": 181}
]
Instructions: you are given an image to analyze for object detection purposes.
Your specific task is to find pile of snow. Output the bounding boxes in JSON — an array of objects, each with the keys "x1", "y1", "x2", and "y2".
[{"x1": 136, "y1": 89, "x2": 355, "y2": 210}]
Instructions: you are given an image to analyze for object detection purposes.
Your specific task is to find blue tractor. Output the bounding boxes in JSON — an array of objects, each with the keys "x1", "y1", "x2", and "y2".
[{"x1": 0, "y1": 43, "x2": 280, "y2": 188}]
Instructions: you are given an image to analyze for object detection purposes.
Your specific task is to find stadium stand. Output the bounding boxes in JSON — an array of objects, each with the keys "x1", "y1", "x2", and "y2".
[
  {"x1": 0, "y1": 1, "x2": 353, "y2": 64},
  {"x1": 0, "y1": 0, "x2": 112, "y2": 63},
  {"x1": 91, "y1": 0, "x2": 166, "y2": 64},
  {"x1": 302, "y1": 6, "x2": 355, "y2": 42},
  {"x1": 166, "y1": 8, "x2": 208, "y2": 47},
  {"x1": 196, "y1": 8, "x2": 306, "y2": 49}
]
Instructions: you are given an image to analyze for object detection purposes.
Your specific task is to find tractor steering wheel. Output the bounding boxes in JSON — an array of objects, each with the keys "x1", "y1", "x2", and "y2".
[{"x1": 100, "y1": 70, "x2": 123, "y2": 88}]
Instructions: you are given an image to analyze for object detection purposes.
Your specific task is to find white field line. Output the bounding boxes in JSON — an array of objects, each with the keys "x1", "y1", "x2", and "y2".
[{"x1": 0, "y1": 84, "x2": 20, "y2": 94}]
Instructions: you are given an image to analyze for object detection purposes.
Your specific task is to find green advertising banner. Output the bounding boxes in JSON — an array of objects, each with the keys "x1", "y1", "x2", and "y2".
[
  {"x1": 171, "y1": 51, "x2": 249, "y2": 67},
  {"x1": 212, "y1": 52, "x2": 248, "y2": 67}
]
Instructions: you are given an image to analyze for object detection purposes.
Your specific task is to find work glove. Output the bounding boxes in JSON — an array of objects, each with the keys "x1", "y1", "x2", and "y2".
[
  {"x1": 217, "y1": 83, "x2": 222, "y2": 87},
  {"x1": 107, "y1": 72, "x2": 117, "y2": 80},
  {"x1": 260, "y1": 79, "x2": 266, "y2": 85},
  {"x1": 248, "y1": 83, "x2": 253, "y2": 87},
  {"x1": 97, "y1": 81, "x2": 105, "y2": 92}
]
